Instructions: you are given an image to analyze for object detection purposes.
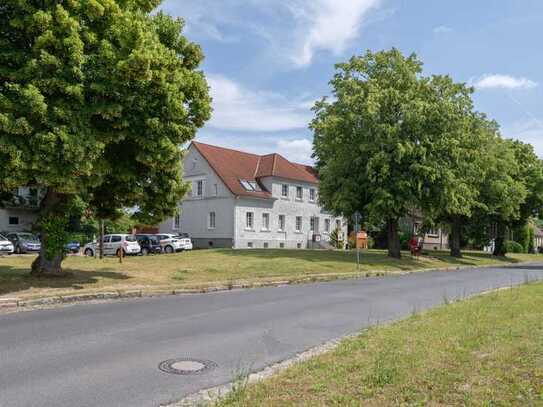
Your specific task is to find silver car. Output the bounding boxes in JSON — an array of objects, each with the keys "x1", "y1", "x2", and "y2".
[
  {"x1": 0, "y1": 234, "x2": 14, "y2": 254},
  {"x1": 83, "y1": 234, "x2": 141, "y2": 257}
]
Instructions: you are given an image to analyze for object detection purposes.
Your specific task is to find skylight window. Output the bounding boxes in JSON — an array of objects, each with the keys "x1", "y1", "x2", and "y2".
[
  {"x1": 240, "y1": 179, "x2": 262, "y2": 192},
  {"x1": 248, "y1": 181, "x2": 262, "y2": 192}
]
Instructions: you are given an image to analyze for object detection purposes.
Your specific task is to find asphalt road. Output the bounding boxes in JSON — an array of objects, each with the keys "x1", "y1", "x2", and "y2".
[{"x1": 1, "y1": 264, "x2": 543, "y2": 407}]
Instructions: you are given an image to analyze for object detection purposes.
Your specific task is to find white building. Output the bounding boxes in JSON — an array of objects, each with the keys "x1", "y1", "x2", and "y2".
[
  {"x1": 159, "y1": 142, "x2": 347, "y2": 249},
  {"x1": 0, "y1": 187, "x2": 41, "y2": 233}
]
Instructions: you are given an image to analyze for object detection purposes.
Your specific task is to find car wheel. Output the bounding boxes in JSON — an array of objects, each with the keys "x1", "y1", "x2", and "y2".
[
  {"x1": 141, "y1": 247, "x2": 149, "y2": 256},
  {"x1": 164, "y1": 245, "x2": 174, "y2": 254},
  {"x1": 84, "y1": 248, "x2": 94, "y2": 257}
]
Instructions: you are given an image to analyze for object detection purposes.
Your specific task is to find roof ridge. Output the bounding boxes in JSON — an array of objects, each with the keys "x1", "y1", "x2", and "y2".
[{"x1": 192, "y1": 140, "x2": 262, "y2": 159}]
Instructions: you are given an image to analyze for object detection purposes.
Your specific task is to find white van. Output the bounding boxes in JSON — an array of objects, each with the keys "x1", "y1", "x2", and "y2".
[{"x1": 83, "y1": 234, "x2": 141, "y2": 257}]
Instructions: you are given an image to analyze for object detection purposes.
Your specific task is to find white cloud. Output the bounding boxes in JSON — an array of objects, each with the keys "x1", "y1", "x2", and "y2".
[
  {"x1": 197, "y1": 132, "x2": 315, "y2": 164},
  {"x1": 289, "y1": 0, "x2": 382, "y2": 67},
  {"x1": 206, "y1": 74, "x2": 313, "y2": 132},
  {"x1": 472, "y1": 74, "x2": 538, "y2": 90},
  {"x1": 277, "y1": 138, "x2": 314, "y2": 163},
  {"x1": 433, "y1": 25, "x2": 452, "y2": 34},
  {"x1": 161, "y1": 0, "x2": 383, "y2": 68}
]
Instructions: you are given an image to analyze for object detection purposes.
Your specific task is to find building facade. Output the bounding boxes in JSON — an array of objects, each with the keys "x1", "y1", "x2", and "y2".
[
  {"x1": 402, "y1": 215, "x2": 449, "y2": 251},
  {"x1": 0, "y1": 187, "x2": 42, "y2": 234},
  {"x1": 158, "y1": 142, "x2": 347, "y2": 249}
]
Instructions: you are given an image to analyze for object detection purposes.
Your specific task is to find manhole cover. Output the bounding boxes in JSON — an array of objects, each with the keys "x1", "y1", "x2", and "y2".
[{"x1": 158, "y1": 358, "x2": 217, "y2": 375}]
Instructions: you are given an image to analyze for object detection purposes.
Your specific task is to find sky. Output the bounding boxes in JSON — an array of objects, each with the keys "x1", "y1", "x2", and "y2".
[{"x1": 160, "y1": 0, "x2": 543, "y2": 164}]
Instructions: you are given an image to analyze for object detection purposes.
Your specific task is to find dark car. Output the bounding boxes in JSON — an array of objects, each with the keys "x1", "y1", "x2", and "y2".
[
  {"x1": 6, "y1": 232, "x2": 41, "y2": 254},
  {"x1": 135, "y1": 234, "x2": 162, "y2": 255},
  {"x1": 64, "y1": 241, "x2": 81, "y2": 254}
]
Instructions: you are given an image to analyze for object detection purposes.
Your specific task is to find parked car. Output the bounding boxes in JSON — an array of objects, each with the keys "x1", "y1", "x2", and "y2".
[
  {"x1": 155, "y1": 233, "x2": 190, "y2": 253},
  {"x1": 6, "y1": 232, "x2": 41, "y2": 254},
  {"x1": 83, "y1": 234, "x2": 141, "y2": 257},
  {"x1": 135, "y1": 234, "x2": 162, "y2": 255},
  {"x1": 64, "y1": 241, "x2": 81, "y2": 254},
  {"x1": 0, "y1": 234, "x2": 14, "y2": 254},
  {"x1": 175, "y1": 234, "x2": 193, "y2": 250}
]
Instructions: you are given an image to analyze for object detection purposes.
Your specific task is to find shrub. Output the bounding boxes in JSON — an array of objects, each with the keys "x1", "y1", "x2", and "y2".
[
  {"x1": 399, "y1": 233, "x2": 411, "y2": 251},
  {"x1": 528, "y1": 227, "x2": 535, "y2": 253},
  {"x1": 504, "y1": 240, "x2": 524, "y2": 254}
]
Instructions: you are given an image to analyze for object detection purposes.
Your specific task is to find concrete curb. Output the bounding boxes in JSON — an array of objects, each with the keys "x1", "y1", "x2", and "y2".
[
  {"x1": 163, "y1": 333, "x2": 359, "y2": 407},
  {"x1": 2, "y1": 261, "x2": 536, "y2": 313}
]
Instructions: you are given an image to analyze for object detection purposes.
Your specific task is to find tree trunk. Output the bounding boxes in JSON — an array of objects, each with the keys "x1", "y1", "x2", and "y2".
[
  {"x1": 30, "y1": 190, "x2": 68, "y2": 276},
  {"x1": 449, "y1": 217, "x2": 462, "y2": 258},
  {"x1": 493, "y1": 221, "x2": 507, "y2": 256},
  {"x1": 387, "y1": 218, "x2": 401, "y2": 259}
]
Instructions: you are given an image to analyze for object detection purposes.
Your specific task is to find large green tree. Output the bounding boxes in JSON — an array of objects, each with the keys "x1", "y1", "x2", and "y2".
[
  {"x1": 312, "y1": 49, "x2": 473, "y2": 258},
  {"x1": 465, "y1": 137, "x2": 527, "y2": 256},
  {"x1": 421, "y1": 110, "x2": 496, "y2": 258},
  {"x1": 0, "y1": 1, "x2": 211, "y2": 274},
  {"x1": 489, "y1": 140, "x2": 543, "y2": 255}
]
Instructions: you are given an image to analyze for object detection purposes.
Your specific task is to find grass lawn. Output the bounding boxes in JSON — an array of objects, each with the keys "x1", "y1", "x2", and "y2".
[
  {"x1": 218, "y1": 281, "x2": 543, "y2": 406},
  {"x1": 0, "y1": 249, "x2": 540, "y2": 300}
]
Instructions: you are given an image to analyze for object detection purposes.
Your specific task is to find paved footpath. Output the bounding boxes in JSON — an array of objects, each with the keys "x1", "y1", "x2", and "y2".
[{"x1": 1, "y1": 264, "x2": 543, "y2": 407}]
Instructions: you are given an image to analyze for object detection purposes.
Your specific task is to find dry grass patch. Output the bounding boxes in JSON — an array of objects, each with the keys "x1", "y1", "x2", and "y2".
[{"x1": 0, "y1": 249, "x2": 539, "y2": 300}]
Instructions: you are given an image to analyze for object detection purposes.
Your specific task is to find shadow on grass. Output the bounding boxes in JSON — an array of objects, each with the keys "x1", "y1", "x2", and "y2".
[{"x1": 0, "y1": 265, "x2": 131, "y2": 296}]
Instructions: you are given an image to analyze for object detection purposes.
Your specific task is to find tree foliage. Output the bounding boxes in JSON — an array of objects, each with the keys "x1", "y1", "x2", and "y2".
[
  {"x1": 313, "y1": 48, "x2": 543, "y2": 259},
  {"x1": 0, "y1": 1, "x2": 211, "y2": 274}
]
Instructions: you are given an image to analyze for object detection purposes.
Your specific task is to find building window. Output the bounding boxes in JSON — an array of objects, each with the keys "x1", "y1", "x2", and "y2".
[
  {"x1": 281, "y1": 184, "x2": 288, "y2": 197},
  {"x1": 8, "y1": 217, "x2": 18, "y2": 225},
  {"x1": 278, "y1": 215, "x2": 285, "y2": 231},
  {"x1": 296, "y1": 186, "x2": 303, "y2": 200},
  {"x1": 324, "y1": 218, "x2": 330, "y2": 233},
  {"x1": 297, "y1": 242, "x2": 302, "y2": 249},
  {"x1": 336, "y1": 219, "x2": 341, "y2": 230},
  {"x1": 309, "y1": 188, "x2": 316, "y2": 202},
  {"x1": 262, "y1": 213, "x2": 270, "y2": 231},
  {"x1": 310, "y1": 217, "x2": 317, "y2": 232},
  {"x1": 174, "y1": 214, "x2": 180, "y2": 229},
  {"x1": 195, "y1": 180, "x2": 204, "y2": 197},
  {"x1": 246, "y1": 212, "x2": 254, "y2": 229},
  {"x1": 295, "y1": 216, "x2": 302, "y2": 232},
  {"x1": 279, "y1": 242, "x2": 285, "y2": 248},
  {"x1": 263, "y1": 242, "x2": 269, "y2": 249},
  {"x1": 427, "y1": 227, "x2": 439, "y2": 237},
  {"x1": 208, "y1": 211, "x2": 216, "y2": 229},
  {"x1": 240, "y1": 179, "x2": 262, "y2": 192},
  {"x1": 213, "y1": 184, "x2": 218, "y2": 196},
  {"x1": 247, "y1": 242, "x2": 253, "y2": 248}
]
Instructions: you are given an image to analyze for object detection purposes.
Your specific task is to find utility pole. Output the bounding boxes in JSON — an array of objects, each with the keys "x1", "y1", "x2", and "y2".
[
  {"x1": 99, "y1": 219, "x2": 104, "y2": 259},
  {"x1": 354, "y1": 212, "x2": 361, "y2": 272}
]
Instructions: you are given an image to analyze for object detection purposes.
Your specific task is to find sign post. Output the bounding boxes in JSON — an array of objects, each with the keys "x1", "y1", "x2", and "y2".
[{"x1": 354, "y1": 212, "x2": 361, "y2": 272}]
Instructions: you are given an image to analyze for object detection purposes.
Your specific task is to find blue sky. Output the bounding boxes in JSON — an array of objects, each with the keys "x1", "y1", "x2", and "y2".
[{"x1": 160, "y1": 0, "x2": 543, "y2": 164}]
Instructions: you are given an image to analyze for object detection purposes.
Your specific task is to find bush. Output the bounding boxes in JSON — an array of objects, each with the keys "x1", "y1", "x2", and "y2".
[
  {"x1": 504, "y1": 240, "x2": 524, "y2": 254},
  {"x1": 514, "y1": 225, "x2": 530, "y2": 253},
  {"x1": 528, "y1": 227, "x2": 535, "y2": 253},
  {"x1": 399, "y1": 233, "x2": 411, "y2": 251}
]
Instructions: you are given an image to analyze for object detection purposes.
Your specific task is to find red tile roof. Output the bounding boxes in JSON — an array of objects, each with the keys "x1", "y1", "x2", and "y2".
[{"x1": 191, "y1": 141, "x2": 318, "y2": 199}]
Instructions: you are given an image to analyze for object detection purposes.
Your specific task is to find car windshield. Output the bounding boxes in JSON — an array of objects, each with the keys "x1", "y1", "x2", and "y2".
[
  {"x1": 0, "y1": 234, "x2": 7, "y2": 241},
  {"x1": 149, "y1": 236, "x2": 159, "y2": 244},
  {"x1": 19, "y1": 233, "x2": 38, "y2": 241},
  {"x1": 125, "y1": 235, "x2": 137, "y2": 242}
]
